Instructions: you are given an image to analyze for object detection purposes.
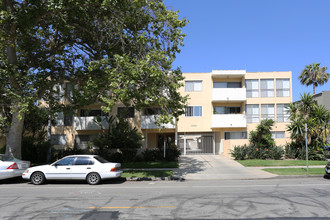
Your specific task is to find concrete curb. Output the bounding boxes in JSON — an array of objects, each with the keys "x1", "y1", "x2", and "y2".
[{"x1": 124, "y1": 176, "x2": 185, "y2": 182}]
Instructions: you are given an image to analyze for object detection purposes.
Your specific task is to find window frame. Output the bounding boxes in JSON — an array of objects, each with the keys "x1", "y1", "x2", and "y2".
[
  {"x1": 185, "y1": 106, "x2": 203, "y2": 117},
  {"x1": 185, "y1": 80, "x2": 203, "y2": 92},
  {"x1": 260, "y1": 79, "x2": 274, "y2": 98}
]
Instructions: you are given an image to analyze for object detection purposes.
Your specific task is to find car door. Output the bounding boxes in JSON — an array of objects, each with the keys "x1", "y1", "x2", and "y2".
[
  {"x1": 70, "y1": 157, "x2": 95, "y2": 180},
  {"x1": 45, "y1": 157, "x2": 76, "y2": 179}
]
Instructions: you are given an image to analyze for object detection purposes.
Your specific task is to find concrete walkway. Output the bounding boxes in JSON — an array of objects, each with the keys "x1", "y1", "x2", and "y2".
[{"x1": 174, "y1": 155, "x2": 278, "y2": 180}]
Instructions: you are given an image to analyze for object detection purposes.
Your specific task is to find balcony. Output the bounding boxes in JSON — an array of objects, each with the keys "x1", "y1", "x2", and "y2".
[
  {"x1": 212, "y1": 114, "x2": 247, "y2": 128},
  {"x1": 141, "y1": 115, "x2": 175, "y2": 129},
  {"x1": 212, "y1": 88, "x2": 246, "y2": 102},
  {"x1": 212, "y1": 70, "x2": 246, "y2": 78},
  {"x1": 74, "y1": 116, "x2": 109, "y2": 130}
]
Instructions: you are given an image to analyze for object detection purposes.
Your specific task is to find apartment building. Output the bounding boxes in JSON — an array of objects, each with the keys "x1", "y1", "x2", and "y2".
[
  {"x1": 2, "y1": 70, "x2": 292, "y2": 157},
  {"x1": 169, "y1": 70, "x2": 292, "y2": 156}
]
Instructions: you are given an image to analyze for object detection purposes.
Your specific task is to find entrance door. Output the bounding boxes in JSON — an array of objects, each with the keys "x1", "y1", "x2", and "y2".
[{"x1": 181, "y1": 134, "x2": 214, "y2": 155}]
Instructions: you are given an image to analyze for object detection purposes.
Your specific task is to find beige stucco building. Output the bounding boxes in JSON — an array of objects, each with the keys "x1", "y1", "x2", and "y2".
[{"x1": 1, "y1": 70, "x2": 292, "y2": 157}]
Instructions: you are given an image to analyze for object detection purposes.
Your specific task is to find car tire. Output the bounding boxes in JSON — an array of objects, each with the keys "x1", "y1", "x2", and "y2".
[
  {"x1": 86, "y1": 172, "x2": 101, "y2": 185},
  {"x1": 31, "y1": 172, "x2": 45, "y2": 185}
]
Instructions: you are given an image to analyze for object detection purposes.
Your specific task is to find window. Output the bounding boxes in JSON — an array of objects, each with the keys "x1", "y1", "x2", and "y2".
[
  {"x1": 260, "y1": 79, "x2": 274, "y2": 97},
  {"x1": 75, "y1": 135, "x2": 94, "y2": 149},
  {"x1": 50, "y1": 135, "x2": 67, "y2": 145},
  {"x1": 80, "y1": 109, "x2": 106, "y2": 117},
  {"x1": 185, "y1": 106, "x2": 202, "y2": 117},
  {"x1": 213, "y1": 82, "x2": 241, "y2": 88},
  {"x1": 65, "y1": 83, "x2": 72, "y2": 101},
  {"x1": 272, "y1": 131, "x2": 285, "y2": 139},
  {"x1": 246, "y1": 104, "x2": 259, "y2": 123},
  {"x1": 261, "y1": 104, "x2": 275, "y2": 120},
  {"x1": 276, "y1": 104, "x2": 290, "y2": 122},
  {"x1": 185, "y1": 81, "x2": 202, "y2": 92},
  {"x1": 245, "y1": 79, "x2": 259, "y2": 98},
  {"x1": 55, "y1": 157, "x2": 75, "y2": 166},
  {"x1": 213, "y1": 106, "x2": 241, "y2": 114},
  {"x1": 224, "y1": 132, "x2": 247, "y2": 140},
  {"x1": 64, "y1": 114, "x2": 73, "y2": 126},
  {"x1": 94, "y1": 156, "x2": 109, "y2": 163},
  {"x1": 276, "y1": 79, "x2": 290, "y2": 97},
  {"x1": 143, "y1": 108, "x2": 162, "y2": 116},
  {"x1": 55, "y1": 112, "x2": 63, "y2": 126},
  {"x1": 117, "y1": 107, "x2": 135, "y2": 118},
  {"x1": 74, "y1": 157, "x2": 94, "y2": 165}
]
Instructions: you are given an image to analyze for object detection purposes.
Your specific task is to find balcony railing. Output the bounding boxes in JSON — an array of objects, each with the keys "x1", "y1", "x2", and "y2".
[
  {"x1": 212, "y1": 88, "x2": 246, "y2": 102},
  {"x1": 73, "y1": 116, "x2": 108, "y2": 130},
  {"x1": 211, "y1": 114, "x2": 247, "y2": 128},
  {"x1": 141, "y1": 115, "x2": 175, "y2": 129}
]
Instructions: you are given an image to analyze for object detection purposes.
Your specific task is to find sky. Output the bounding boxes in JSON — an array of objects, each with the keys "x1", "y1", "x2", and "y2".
[{"x1": 164, "y1": 0, "x2": 330, "y2": 101}]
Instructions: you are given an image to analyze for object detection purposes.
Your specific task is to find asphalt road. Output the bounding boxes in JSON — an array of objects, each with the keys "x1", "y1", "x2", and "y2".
[{"x1": 1, "y1": 177, "x2": 330, "y2": 219}]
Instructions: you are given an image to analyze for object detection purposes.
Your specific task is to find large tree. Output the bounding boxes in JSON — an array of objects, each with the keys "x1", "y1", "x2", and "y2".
[
  {"x1": 299, "y1": 63, "x2": 329, "y2": 95},
  {"x1": 0, "y1": 0, "x2": 188, "y2": 159}
]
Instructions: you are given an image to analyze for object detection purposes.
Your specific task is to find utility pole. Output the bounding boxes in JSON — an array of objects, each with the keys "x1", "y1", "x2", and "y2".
[{"x1": 305, "y1": 123, "x2": 309, "y2": 172}]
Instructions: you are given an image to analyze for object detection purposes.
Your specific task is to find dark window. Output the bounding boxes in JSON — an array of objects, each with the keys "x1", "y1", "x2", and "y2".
[
  {"x1": 64, "y1": 115, "x2": 73, "y2": 126},
  {"x1": 55, "y1": 157, "x2": 75, "y2": 166},
  {"x1": 94, "y1": 156, "x2": 109, "y2": 163},
  {"x1": 117, "y1": 107, "x2": 135, "y2": 118},
  {"x1": 80, "y1": 109, "x2": 106, "y2": 117},
  {"x1": 74, "y1": 157, "x2": 94, "y2": 165},
  {"x1": 144, "y1": 108, "x2": 161, "y2": 116},
  {"x1": 213, "y1": 82, "x2": 241, "y2": 88},
  {"x1": 213, "y1": 107, "x2": 241, "y2": 114}
]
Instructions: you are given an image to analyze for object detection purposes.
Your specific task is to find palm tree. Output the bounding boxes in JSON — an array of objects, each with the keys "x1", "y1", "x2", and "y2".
[
  {"x1": 298, "y1": 93, "x2": 317, "y2": 117},
  {"x1": 299, "y1": 63, "x2": 329, "y2": 95}
]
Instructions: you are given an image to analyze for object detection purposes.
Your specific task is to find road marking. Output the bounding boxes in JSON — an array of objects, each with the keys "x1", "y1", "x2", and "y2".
[{"x1": 89, "y1": 206, "x2": 176, "y2": 209}]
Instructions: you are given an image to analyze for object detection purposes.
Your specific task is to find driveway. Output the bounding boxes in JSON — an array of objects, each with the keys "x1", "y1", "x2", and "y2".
[{"x1": 175, "y1": 155, "x2": 277, "y2": 180}]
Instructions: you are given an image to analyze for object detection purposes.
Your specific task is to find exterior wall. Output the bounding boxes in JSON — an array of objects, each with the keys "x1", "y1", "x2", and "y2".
[
  {"x1": 30, "y1": 70, "x2": 293, "y2": 157},
  {"x1": 177, "y1": 72, "x2": 213, "y2": 132},
  {"x1": 313, "y1": 91, "x2": 330, "y2": 111}
]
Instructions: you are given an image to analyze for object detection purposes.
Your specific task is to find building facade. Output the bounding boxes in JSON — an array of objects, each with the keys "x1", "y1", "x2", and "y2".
[{"x1": 1, "y1": 70, "x2": 292, "y2": 157}]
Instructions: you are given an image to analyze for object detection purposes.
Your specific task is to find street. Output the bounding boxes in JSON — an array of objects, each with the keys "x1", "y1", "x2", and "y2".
[{"x1": 1, "y1": 177, "x2": 330, "y2": 219}]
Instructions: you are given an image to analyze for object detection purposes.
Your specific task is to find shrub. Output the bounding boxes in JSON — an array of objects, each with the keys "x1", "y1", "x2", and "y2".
[
  {"x1": 163, "y1": 144, "x2": 181, "y2": 161},
  {"x1": 230, "y1": 145, "x2": 247, "y2": 160},
  {"x1": 231, "y1": 144, "x2": 285, "y2": 160},
  {"x1": 21, "y1": 137, "x2": 51, "y2": 164},
  {"x1": 142, "y1": 148, "x2": 162, "y2": 162},
  {"x1": 268, "y1": 146, "x2": 285, "y2": 160}
]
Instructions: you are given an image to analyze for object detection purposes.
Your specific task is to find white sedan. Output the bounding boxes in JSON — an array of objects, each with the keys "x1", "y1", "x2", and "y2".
[
  {"x1": 0, "y1": 154, "x2": 30, "y2": 180},
  {"x1": 22, "y1": 155, "x2": 122, "y2": 185}
]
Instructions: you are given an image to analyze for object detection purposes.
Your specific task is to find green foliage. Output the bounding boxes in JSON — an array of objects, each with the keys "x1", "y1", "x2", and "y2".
[
  {"x1": 1, "y1": 0, "x2": 188, "y2": 158},
  {"x1": 249, "y1": 119, "x2": 275, "y2": 149},
  {"x1": 231, "y1": 144, "x2": 284, "y2": 160},
  {"x1": 231, "y1": 145, "x2": 248, "y2": 160},
  {"x1": 0, "y1": 145, "x2": 5, "y2": 154},
  {"x1": 287, "y1": 93, "x2": 330, "y2": 160},
  {"x1": 93, "y1": 116, "x2": 143, "y2": 151},
  {"x1": 299, "y1": 63, "x2": 329, "y2": 94},
  {"x1": 21, "y1": 137, "x2": 51, "y2": 164}
]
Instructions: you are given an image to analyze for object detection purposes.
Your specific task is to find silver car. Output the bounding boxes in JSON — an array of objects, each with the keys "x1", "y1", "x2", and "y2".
[{"x1": 0, "y1": 154, "x2": 30, "y2": 180}]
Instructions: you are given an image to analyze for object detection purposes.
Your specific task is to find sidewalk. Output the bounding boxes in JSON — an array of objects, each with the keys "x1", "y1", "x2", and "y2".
[{"x1": 173, "y1": 155, "x2": 278, "y2": 180}]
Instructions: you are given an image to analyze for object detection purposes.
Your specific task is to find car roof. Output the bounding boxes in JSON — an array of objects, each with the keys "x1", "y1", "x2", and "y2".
[{"x1": 63, "y1": 155, "x2": 97, "y2": 158}]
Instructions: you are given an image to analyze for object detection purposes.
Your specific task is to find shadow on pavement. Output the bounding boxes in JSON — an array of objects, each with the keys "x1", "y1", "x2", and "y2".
[
  {"x1": 174, "y1": 156, "x2": 206, "y2": 177},
  {"x1": 0, "y1": 177, "x2": 25, "y2": 185}
]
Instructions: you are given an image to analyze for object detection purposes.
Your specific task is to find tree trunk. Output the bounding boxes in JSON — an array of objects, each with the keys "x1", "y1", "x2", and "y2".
[
  {"x1": 5, "y1": 108, "x2": 25, "y2": 159},
  {"x1": 313, "y1": 84, "x2": 315, "y2": 95}
]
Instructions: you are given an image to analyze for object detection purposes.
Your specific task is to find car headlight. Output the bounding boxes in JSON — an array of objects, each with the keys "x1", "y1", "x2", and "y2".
[{"x1": 25, "y1": 170, "x2": 29, "y2": 173}]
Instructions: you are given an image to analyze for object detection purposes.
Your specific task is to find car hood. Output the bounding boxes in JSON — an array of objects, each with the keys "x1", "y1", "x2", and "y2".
[{"x1": 27, "y1": 164, "x2": 51, "y2": 171}]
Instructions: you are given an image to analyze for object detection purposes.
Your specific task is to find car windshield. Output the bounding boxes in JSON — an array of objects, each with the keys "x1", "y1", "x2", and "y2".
[
  {"x1": 0, "y1": 155, "x2": 15, "y2": 161},
  {"x1": 94, "y1": 156, "x2": 109, "y2": 163}
]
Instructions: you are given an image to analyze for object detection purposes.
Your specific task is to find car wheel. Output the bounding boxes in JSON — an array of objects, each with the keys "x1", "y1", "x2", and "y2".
[
  {"x1": 86, "y1": 172, "x2": 101, "y2": 185},
  {"x1": 31, "y1": 172, "x2": 45, "y2": 185}
]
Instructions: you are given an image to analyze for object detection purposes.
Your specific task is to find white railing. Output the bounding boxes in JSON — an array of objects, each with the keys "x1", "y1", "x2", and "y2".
[
  {"x1": 212, "y1": 114, "x2": 247, "y2": 128},
  {"x1": 73, "y1": 116, "x2": 108, "y2": 130},
  {"x1": 212, "y1": 88, "x2": 246, "y2": 101},
  {"x1": 141, "y1": 115, "x2": 175, "y2": 129}
]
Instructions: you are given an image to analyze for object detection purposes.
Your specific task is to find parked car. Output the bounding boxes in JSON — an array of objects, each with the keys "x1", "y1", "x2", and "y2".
[
  {"x1": 22, "y1": 155, "x2": 122, "y2": 185},
  {"x1": 325, "y1": 162, "x2": 330, "y2": 176},
  {"x1": 0, "y1": 154, "x2": 30, "y2": 180}
]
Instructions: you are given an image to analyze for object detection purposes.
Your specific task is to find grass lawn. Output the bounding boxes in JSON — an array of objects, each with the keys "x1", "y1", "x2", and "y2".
[
  {"x1": 121, "y1": 161, "x2": 179, "y2": 169},
  {"x1": 263, "y1": 168, "x2": 325, "y2": 175},
  {"x1": 122, "y1": 170, "x2": 173, "y2": 178},
  {"x1": 237, "y1": 159, "x2": 328, "y2": 167}
]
